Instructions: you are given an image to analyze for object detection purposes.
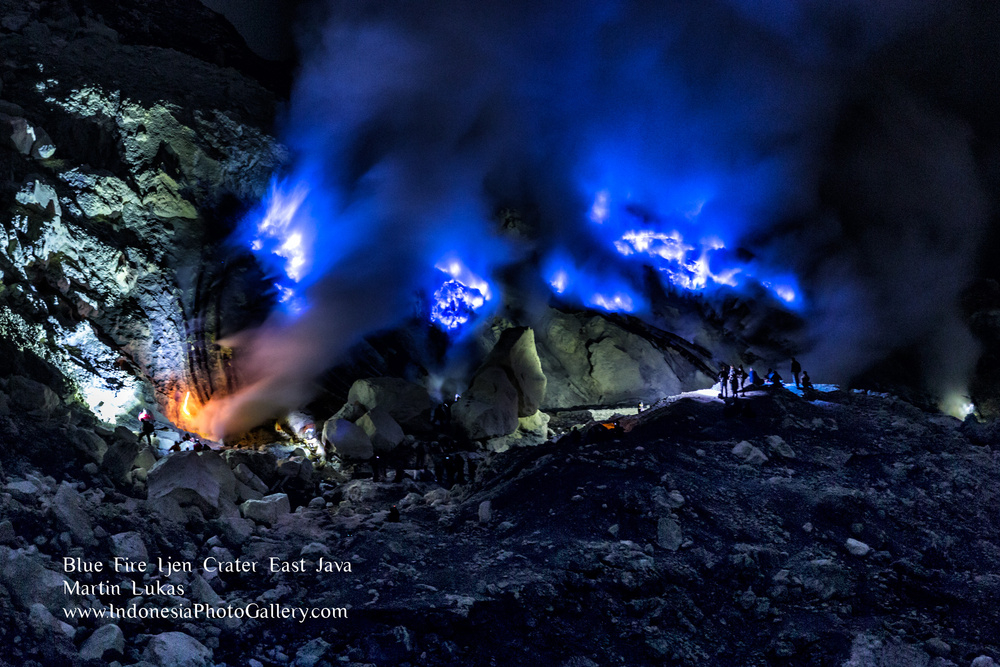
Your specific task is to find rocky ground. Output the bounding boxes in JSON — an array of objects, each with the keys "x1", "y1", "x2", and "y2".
[{"x1": 1, "y1": 356, "x2": 999, "y2": 666}]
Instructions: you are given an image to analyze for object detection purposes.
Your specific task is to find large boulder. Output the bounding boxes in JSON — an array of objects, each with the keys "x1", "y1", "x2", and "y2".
[
  {"x1": 52, "y1": 482, "x2": 96, "y2": 546},
  {"x1": 477, "y1": 327, "x2": 547, "y2": 416},
  {"x1": 453, "y1": 367, "x2": 520, "y2": 440},
  {"x1": 101, "y1": 427, "x2": 140, "y2": 483},
  {"x1": 80, "y1": 624, "x2": 125, "y2": 662},
  {"x1": 7, "y1": 375, "x2": 61, "y2": 417},
  {"x1": 240, "y1": 493, "x2": 291, "y2": 525},
  {"x1": 142, "y1": 631, "x2": 213, "y2": 667},
  {"x1": 536, "y1": 310, "x2": 694, "y2": 407},
  {"x1": 322, "y1": 418, "x2": 374, "y2": 460},
  {"x1": 453, "y1": 327, "x2": 548, "y2": 440},
  {"x1": 347, "y1": 377, "x2": 433, "y2": 426},
  {"x1": 221, "y1": 449, "x2": 278, "y2": 483},
  {"x1": 0, "y1": 547, "x2": 77, "y2": 613},
  {"x1": 147, "y1": 451, "x2": 237, "y2": 516},
  {"x1": 356, "y1": 406, "x2": 405, "y2": 453}
]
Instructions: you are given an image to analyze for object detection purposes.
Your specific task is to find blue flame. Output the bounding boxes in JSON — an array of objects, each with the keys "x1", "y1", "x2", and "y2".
[
  {"x1": 547, "y1": 186, "x2": 804, "y2": 312},
  {"x1": 429, "y1": 256, "x2": 493, "y2": 331},
  {"x1": 431, "y1": 280, "x2": 486, "y2": 330},
  {"x1": 543, "y1": 249, "x2": 643, "y2": 313}
]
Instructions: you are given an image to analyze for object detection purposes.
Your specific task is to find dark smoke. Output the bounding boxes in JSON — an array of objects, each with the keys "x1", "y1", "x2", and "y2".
[{"x1": 209, "y1": 0, "x2": 999, "y2": 434}]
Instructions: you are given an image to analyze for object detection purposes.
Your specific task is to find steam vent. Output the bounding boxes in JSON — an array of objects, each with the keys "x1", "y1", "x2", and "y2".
[{"x1": 2, "y1": 0, "x2": 1000, "y2": 665}]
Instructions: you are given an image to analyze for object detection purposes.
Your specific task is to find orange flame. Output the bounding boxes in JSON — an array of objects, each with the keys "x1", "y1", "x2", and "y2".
[{"x1": 182, "y1": 391, "x2": 193, "y2": 418}]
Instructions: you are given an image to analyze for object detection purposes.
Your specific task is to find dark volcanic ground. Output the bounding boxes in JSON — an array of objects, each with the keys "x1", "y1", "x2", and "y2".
[{"x1": 1, "y1": 381, "x2": 998, "y2": 667}]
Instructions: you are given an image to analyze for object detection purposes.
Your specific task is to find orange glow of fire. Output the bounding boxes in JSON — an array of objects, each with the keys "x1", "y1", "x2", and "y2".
[{"x1": 173, "y1": 389, "x2": 214, "y2": 440}]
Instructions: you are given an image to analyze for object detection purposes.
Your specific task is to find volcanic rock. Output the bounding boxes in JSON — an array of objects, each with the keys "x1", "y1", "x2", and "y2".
[
  {"x1": 142, "y1": 631, "x2": 213, "y2": 667},
  {"x1": 147, "y1": 451, "x2": 238, "y2": 516},
  {"x1": 357, "y1": 406, "x2": 405, "y2": 453},
  {"x1": 0, "y1": 547, "x2": 76, "y2": 613},
  {"x1": 52, "y1": 481, "x2": 96, "y2": 546},
  {"x1": 70, "y1": 427, "x2": 109, "y2": 463},
  {"x1": 7, "y1": 375, "x2": 61, "y2": 417},
  {"x1": 277, "y1": 456, "x2": 315, "y2": 483},
  {"x1": 845, "y1": 538, "x2": 871, "y2": 557},
  {"x1": 732, "y1": 440, "x2": 768, "y2": 464},
  {"x1": 240, "y1": 493, "x2": 291, "y2": 525},
  {"x1": 483, "y1": 410, "x2": 552, "y2": 453},
  {"x1": 28, "y1": 603, "x2": 74, "y2": 640},
  {"x1": 348, "y1": 377, "x2": 433, "y2": 426},
  {"x1": 80, "y1": 623, "x2": 125, "y2": 661},
  {"x1": 134, "y1": 446, "x2": 159, "y2": 471},
  {"x1": 453, "y1": 367, "x2": 520, "y2": 439},
  {"x1": 0, "y1": 114, "x2": 37, "y2": 155},
  {"x1": 476, "y1": 327, "x2": 547, "y2": 417},
  {"x1": 657, "y1": 515, "x2": 683, "y2": 551},
  {"x1": 111, "y1": 531, "x2": 150, "y2": 564},
  {"x1": 294, "y1": 637, "x2": 332, "y2": 667},
  {"x1": 766, "y1": 434, "x2": 797, "y2": 458},
  {"x1": 0, "y1": 520, "x2": 14, "y2": 545},
  {"x1": 536, "y1": 310, "x2": 695, "y2": 408},
  {"x1": 101, "y1": 427, "x2": 140, "y2": 483},
  {"x1": 323, "y1": 418, "x2": 375, "y2": 460},
  {"x1": 233, "y1": 462, "x2": 270, "y2": 494},
  {"x1": 222, "y1": 450, "x2": 278, "y2": 483},
  {"x1": 478, "y1": 500, "x2": 492, "y2": 524}
]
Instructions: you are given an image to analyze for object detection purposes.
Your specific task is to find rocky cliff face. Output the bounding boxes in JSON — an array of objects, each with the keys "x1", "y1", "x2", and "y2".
[{"x1": 0, "y1": 0, "x2": 285, "y2": 428}]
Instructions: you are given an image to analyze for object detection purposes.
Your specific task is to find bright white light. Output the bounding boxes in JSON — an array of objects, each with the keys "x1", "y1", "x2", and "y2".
[
  {"x1": 590, "y1": 190, "x2": 611, "y2": 224},
  {"x1": 550, "y1": 270, "x2": 568, "y2": 294},
  {"x1": 434, "y1": 256, "x2": 492, "y2": 301},
  {"x1": 590, "y1": 292, "x2": 634, "y2": 312},
  {"x1": 774, "y1": 285, "x2": 796, "y2": 303},
  {"x1": 276, "y1": 283, "x2": 295, "y2": 302},
  {"x1": 616, "y1": 230, "x2": 692, "y2": 262},
  {"x1": 431, "y1": 279, "x2": 486, "y2": 329},
  {"x1": 256, "y1": 182, "x2": 311, "y2": 285},
  {"x1": 940, "y1": 392, "x2": 975, "y2": 419}
]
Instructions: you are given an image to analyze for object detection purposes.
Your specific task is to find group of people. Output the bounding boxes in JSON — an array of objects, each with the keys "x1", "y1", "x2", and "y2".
[
  {"x1": 367, "y1": 437, "x2": 477, "y2": 488},
  {"x1": 138, "y1": 408, "x2": 210, "y2": 452},
  {"x1": 717, "y1": 357, "x2": 814, "y2": 398}
]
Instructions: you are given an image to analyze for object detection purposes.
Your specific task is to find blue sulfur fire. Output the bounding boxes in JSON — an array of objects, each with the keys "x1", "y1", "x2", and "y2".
[
  {"x1": 544, "y1": 250, "x2": 641, "y2": 314},
  {"x1": 245, "y1": 178, "x2": 315, "y2": 316},
  {"x1": 430, "y1": 257, "x2": 492, "y2": 330},
  {"x1": 431, "y1": 280, "x2": 486, "y2": 330},
  {"x1": 550, "y1": 188, "x2": 803, "y2": 311}
]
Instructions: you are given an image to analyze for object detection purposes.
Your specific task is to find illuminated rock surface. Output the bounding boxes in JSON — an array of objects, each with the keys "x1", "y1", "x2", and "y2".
[
  {"x1": 0, "y1": 364, "x2": 997, "y2": 665},
  {"x1": 0, "y1": 0, "x2": 283, "y2": 429}
]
